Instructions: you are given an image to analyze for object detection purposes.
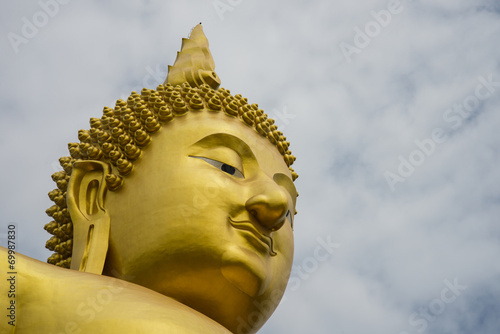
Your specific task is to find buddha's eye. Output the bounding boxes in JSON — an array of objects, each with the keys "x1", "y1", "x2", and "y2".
[
  {"x1": 190, "y1": 156, "x2": 244, "y2": 178},
  {"x1": 221, "y1": 163, "x2": 236, "y2": 175}
]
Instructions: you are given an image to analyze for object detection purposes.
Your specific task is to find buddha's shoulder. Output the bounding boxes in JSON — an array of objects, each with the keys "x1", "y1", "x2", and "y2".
[{"x1": 0, "y1": 247, "x2": 231, "y2": 333}]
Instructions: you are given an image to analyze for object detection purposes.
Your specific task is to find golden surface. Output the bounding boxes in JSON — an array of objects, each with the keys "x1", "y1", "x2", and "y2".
[
  {"x1": 1, "y1": 24, "x2": 297, "y2": 333},
  {"x1": 166, "y1": 24, "x2": 221, "y2": 90},
  {"x1": 0, "y1": 248, "x2": 232, "y2": 333}
]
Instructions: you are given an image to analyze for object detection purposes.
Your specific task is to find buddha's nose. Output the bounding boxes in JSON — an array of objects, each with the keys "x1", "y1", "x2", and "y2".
[{"x1": 245, "y1": 184, "x2": 288, "y2": 231}]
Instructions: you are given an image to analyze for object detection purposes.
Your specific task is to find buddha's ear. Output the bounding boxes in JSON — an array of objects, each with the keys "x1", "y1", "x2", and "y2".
[{"x1": 67, "y1": 160, "x2": 111, "y2": 274}]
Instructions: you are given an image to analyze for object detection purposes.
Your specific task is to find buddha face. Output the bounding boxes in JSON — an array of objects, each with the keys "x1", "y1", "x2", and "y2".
[{"x1": 102, "y1": 110, "x2": 297, "y2": 331}]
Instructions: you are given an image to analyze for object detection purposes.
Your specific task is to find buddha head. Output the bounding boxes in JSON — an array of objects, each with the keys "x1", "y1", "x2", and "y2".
[{"x1": 43, "y1": 24, "x2": 298, "y2": 333}]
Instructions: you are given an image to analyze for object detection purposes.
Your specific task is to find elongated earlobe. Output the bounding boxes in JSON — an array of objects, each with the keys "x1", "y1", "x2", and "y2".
[{"x1": 67, "y1": 160, "x2": 111, "y2": 274}]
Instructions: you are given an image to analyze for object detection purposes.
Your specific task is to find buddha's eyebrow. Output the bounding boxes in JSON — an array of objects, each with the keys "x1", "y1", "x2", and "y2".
[{"x1": 190, "y1": 133, "x2": 255, "y2": 158}]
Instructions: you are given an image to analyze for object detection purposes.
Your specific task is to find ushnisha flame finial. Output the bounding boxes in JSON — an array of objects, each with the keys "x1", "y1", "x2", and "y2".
[{"x1": 165, "y1": 24, "x2": 221, "y2": 90}]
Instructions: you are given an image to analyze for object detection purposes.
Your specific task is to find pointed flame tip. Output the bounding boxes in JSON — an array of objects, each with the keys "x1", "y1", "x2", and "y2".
[{"x1": 165, "y1": 24, "x2": 220, "y2": 90}]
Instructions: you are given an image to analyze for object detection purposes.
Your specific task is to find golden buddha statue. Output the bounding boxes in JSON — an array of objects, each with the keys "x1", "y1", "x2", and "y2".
[{"x1": 0, "y1": 24, "x2": 298, "y2": 334}]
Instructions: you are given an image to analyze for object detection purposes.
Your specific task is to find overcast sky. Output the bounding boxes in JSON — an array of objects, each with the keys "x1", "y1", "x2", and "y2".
[{"x1": 1, "y1": 1, "x2": 500, "y2": 333}]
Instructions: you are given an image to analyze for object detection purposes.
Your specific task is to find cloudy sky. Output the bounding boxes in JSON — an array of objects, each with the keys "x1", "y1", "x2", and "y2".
[{"x1": 1, "y1": 0, "x2": 499, "y2": 333}]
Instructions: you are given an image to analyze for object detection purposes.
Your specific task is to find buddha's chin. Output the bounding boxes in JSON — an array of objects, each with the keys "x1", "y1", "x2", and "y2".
[{"x1": 220, "y1": 247, "x2": 271, "y2": 297}]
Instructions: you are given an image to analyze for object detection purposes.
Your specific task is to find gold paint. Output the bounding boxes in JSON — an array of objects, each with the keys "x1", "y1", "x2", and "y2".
[
  {"x1": 103, "y1": 106, "x2": 114, "y2": 118},
  {"x1": 123, "y1": 143, "x2": 141, "y2": 160},
  {"x1": 116, "y1": 158, "x2": 133, "y2": 176},
  {"x1": 59, "y1": 156, "x2": 74, "y2": 174},
  {"x1": 1, "y1": 24, "x2": 299, "y2": 334},
  {"x1": 90, "y1": 117, "x2": 102, "y2": 129},
  {"x1": 166, "y1": 24, "x2": 221, "y2": 89},
  {"x1": 108, "y1": 118, "x2": 123, "y2": 130},
  {"x1": 145, "y1": 116, "x2": 161, "y2": 133},
  {"x1": 172, "y1": 97, "x2": 188, "y2": 115},
  {"x1": 101, "y1": 142, "x2": 115, "y2": 155},
  {"x1": 78, "y1": 129, "x2": 91, "y2": 143},
  {"x1": 158, "y1": 105, "x2": 174, "y2": 122},
  {"x1": 189, "y1": 93, "x2": 205, "y2": 110},
  {"x1": 139, "y1": 108, "x2": 153, "y2": 122},
  {"x1": 87, "y1": 146, "x2": 103, "y2": 160},
  {"x1": 56, "y1": 178, "x2": 68, "y2": 192},
  {"x1": 117, "y1": 134, "x2": 132, "y2": 147},
  {"x1": 134, "y1": 129, "x2": 151, "y2": 147},
  {"x1": 121, "y1": 113, "x2": 136, "y2": 126},
  {"x1": 111, "y1": 127, "x2": 124, "y2": 139},
  {"x1": 68, "y1": 142, "x2": 81, "y2": 158},
  {"x1": 105, "y1": 173, "x2": 123, "y2": 191},
  {"x1": 224, "y1": 100, "x2": 239, "y2": 116},
  {"x1": 128, "y1": 120, "x2": 142, "y2": 133},
  {"x1": 108, "y1": 150, "x2": 123, "y2": 163},
  {"x1": 97, "y1": 129, "x2": 112, "y2": 144}
]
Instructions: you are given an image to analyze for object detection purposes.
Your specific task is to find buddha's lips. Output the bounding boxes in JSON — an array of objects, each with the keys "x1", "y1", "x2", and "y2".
[{"x1": 228, "y1": 217, "x2": 277, "y2": 256}]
